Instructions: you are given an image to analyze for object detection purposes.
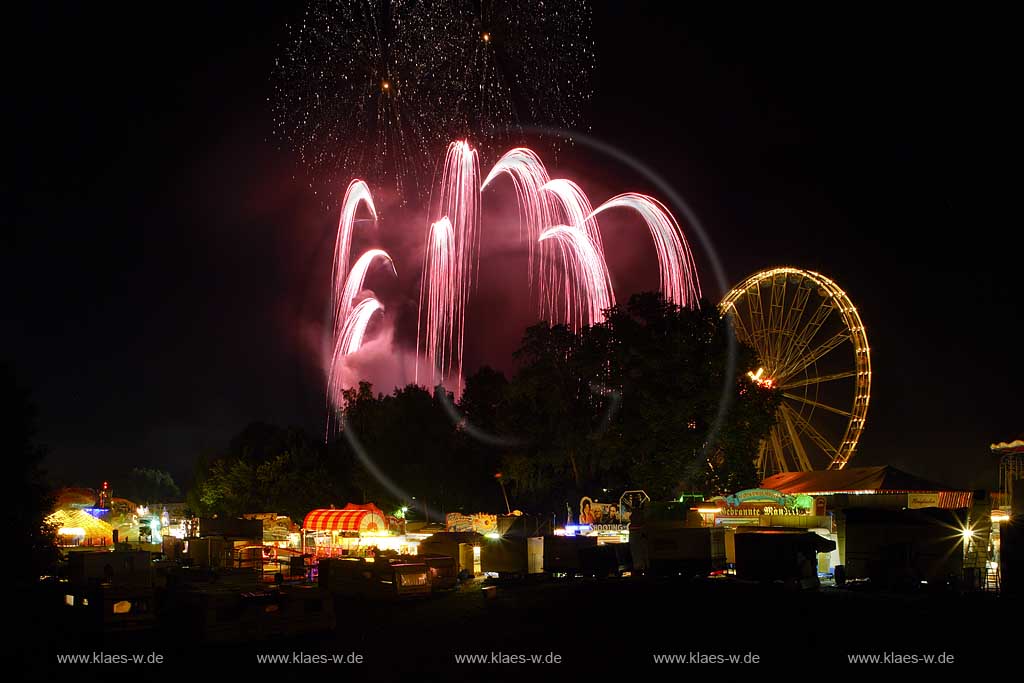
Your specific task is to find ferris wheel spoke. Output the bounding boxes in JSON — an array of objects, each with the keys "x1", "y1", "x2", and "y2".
[
  {"x1": 780, "y1": 370, "x2": 857, "y2": 390},
  {"x1": 767, "y1": 275, "x2": 786, "y2": 365},
  {"x1": 775, "y1": 298, "x2": 834, "y2": 376},
  {"x1": 776, "y1": 329, "x2": 850, "y2": 382},
  {"x1": 774, "y1": 280, "x2": 811, "y2": 373},
  {"x1": 780, "y1": 402, "x2": 841, "y2": 463},
  {"x1": 744, "y1": 285, "x2": 771, "y2": 364},
  {"x1": 783, "y1": 392, "x2": 852, "y2": 418},
  {"x1": 754, "y1": 438, "x2": 768, "y2": 476},
  {"x1": 779, "y1": 279, "x2": 812, "y2": 337},
  {"x1": 768, "y1": 424, "x2": 788, "y2": 473},
  {"x1": 780, "y1": 405, "x2": 814, "y2": 471},
  {"x1": 724, "y1": 306, "x2": 754, "y2": 347}
]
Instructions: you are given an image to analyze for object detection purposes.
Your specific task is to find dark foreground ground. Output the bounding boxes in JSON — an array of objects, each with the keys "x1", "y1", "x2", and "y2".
[{"x1": 16, "y1": 576, "x2": 1020, "y2": 680}]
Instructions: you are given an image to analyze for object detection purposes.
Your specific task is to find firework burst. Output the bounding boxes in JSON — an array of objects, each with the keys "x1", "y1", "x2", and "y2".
[
  {"x1": 273, "y1": 1, "x2": 461, "y2": 200},
  {"x1": 461, "y1": 0, "x2": 595, "y2": 142},
  {"x1": 272, "y1": 0, "x2": 595, "y2": 202}
]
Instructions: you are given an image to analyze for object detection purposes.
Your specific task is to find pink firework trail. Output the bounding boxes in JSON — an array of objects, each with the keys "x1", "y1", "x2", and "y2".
[
  {"x1": 540, "y1": 178, "x2": 613, "y2": 328},
  {"x1": 339, "y1": 298, "x2": 385, "y2": 355},
  {"x1": 589, "y1": 193, "x2": 702, "y2": 308},
  {"x1": 541, "y1": 179, "x2": 605, "y2": 254},
  {"x1": 539, "y1": 224, "x2": 615, "y2": 326},
  {"x1": 327, "y1": 181, "x2": 396, "y2": 435},
  {"x1": 326, "y1": 282, "x2": 389, "y2": 435},
  {"x1": 331, "y1": 179, "x2": 377, "y2": 332},
  {"x1": 417, "y1": 141, "x2": 480, "y2": 390},
  {"x1": 326, "y1": 250, "x2": 395, "y2": 433},
  {"x1": 328, "y1": 295, "x2": 386, "y2": 412},
  {"x1": 480, "y1": 147, "x2": 558, "y2": 313},
  {"x1": 328, "y1": 142, "x2": 703, "y2": 407},
  {"x1": 339, "y1": 249, "x2": 397, "y2": 318},
  {"x1": 417, "y1": 217, "x2": 457, "y2": 386}
]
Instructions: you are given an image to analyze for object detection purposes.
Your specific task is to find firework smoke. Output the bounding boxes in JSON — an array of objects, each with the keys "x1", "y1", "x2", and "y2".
[{"x1": 326, "y1": 141, "x2": 702, "y2": 427}]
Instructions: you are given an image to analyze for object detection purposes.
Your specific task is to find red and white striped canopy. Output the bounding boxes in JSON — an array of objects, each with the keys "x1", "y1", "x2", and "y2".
[{"x1": 302, "y1": 505, "x2": 387, "y2": 533}]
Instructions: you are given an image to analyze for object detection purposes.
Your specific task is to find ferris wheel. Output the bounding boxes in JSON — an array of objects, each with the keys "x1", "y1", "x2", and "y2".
[{"x1": 719, "y1": 267, "x2": 871, "y2": 476}]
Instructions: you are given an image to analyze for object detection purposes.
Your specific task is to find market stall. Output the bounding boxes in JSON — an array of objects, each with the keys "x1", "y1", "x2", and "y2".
[
  {"x1": 47, "y1": 508, "x2": 114, "y2": 548},
  {"x1": 301, "y1": 503, "x2": 414, "y2": 558}
]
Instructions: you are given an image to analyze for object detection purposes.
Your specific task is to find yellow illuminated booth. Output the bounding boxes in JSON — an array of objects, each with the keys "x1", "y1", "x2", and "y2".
[{"x1": 47, "y1": 508, "x2": 114, "y2": 548}]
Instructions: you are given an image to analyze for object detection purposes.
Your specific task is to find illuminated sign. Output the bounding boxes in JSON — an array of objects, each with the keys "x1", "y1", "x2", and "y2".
[
  {"x1": 446, "y1": 513, "x2": 498, "y2": 534},
  {"x1": 579, "y1": 497, "x2": 626, "y2": 525},
  {"x1": 707, "y1": 488, "x2": 809, "y2": 510},
  {"x1": 734, "y1": 489, "x2": 787, "y2": 504},
  {"x1": 708, "y1": 488, "x2": 817, "y2": 522},
  {"x1": 714, "y1": 505, "x2": 807, "y2": 518},
  {"x1": 908, "y1": 493, "x2": 940, "y2": 509}
]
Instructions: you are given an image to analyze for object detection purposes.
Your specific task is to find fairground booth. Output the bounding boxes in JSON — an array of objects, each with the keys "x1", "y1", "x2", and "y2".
[
  {"x1": 555, "y1": 491, "x2": 648, "y2": 544},
  {"x1": 47, "y1": 508, "x2": 114, "y2": 548},
  {"x1": 301, "y1": 503, "x2": 413, "y2": 558},
  {"x1": 698, "y1": 466, "x2": 977, "y2": 582}
]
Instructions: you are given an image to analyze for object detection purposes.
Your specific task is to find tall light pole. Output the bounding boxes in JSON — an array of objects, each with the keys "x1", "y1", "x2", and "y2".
[{"x1": 495, "y1": 473, "x2": 511, "y2": 514}]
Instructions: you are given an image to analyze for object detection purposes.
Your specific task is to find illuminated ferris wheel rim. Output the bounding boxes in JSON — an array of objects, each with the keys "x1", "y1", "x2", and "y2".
[{"x1": 718, "y1": 266, "x2": 871, "y2": 472}]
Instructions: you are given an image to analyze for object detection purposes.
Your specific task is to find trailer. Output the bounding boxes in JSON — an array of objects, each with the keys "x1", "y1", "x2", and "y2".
[
  {"x1": 837, "y1": 507, "x2": 967, "y2": 587},
  {"x1": 418, "y1": 531, "x2": 482, "y2": 577},
  {"x1": 480, "y1": 536, "x2": 544, "y2": 578},
  {"x1": 318, "y1": 556, "x2": 431, "y2": 599},
  {"x1": 579, "y1": 542, "x2": 633, "y2": 578},
  {"x1": 61, "y1": 582, "x2": 157, "y2": 632},
  {"x1": 416, "y1": 553, "x2": 459, "y2": 590},
  {"x1": 61, "y1": 550, "x2": 158, "y2": 632},
  {"x1": 734, "y1": 529, "x2": 835, "y2": 585},
  {"x1": 629, "y1": 502, "x2": 725, "y2": 577},
  {"x1": 543, "y1": 535, "x2": 597, "y2": 576}
]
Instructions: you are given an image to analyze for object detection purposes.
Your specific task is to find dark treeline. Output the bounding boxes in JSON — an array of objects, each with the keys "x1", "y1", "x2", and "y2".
[
  {"x1": 334, "y1": 292, "x2": 778, "y2": 517},
  {"x1": 187, "y1": 423, "x2": 350, "y2": 521},
  {"x1": 187, "y1": 292, "x2": 780, "y2": 520},
  {"x1": 6, "y1": 363, "x2": 59, "y2": 586},
  {"x1": 14, "y1": 291, "x2": 780, "y2": 561}
]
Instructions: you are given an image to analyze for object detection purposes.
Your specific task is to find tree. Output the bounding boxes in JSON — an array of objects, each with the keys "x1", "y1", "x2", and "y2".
[
  {"x1": 497, "y1": 292, "x2": 780, "y2": 507},
  {"x1": 196, "y1": 293, "x2": 778, "y2": 522},
  {"x1": 5, "y1": 363, "x2": 58, "y2": 586},
  {"x1": 123, "y1": 467, "x2": 181, "y2": 504},
  {"x1": 189, "y1": 422, "x2": 350, "y2": 520},
  {"x1": 453, "y1": 366, "x2": 509, "y2": 511},
  {"x1": 458, "y1": 365, "x2": 509, "y2": 437},
  {"x1": 328, "y1": 375, "x2": 515, "y2": 517},
  {"x1": 496, "y1": 321, "x2": 615, "y2": 509},
  {"x1": 336, "y1": 382, "x2": 469, "y2": 517}
]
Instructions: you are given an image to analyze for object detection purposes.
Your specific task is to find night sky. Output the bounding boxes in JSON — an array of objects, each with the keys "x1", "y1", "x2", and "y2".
[{"x1": 6, "y1": 4, "x2": 1018, "y2": 493}]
